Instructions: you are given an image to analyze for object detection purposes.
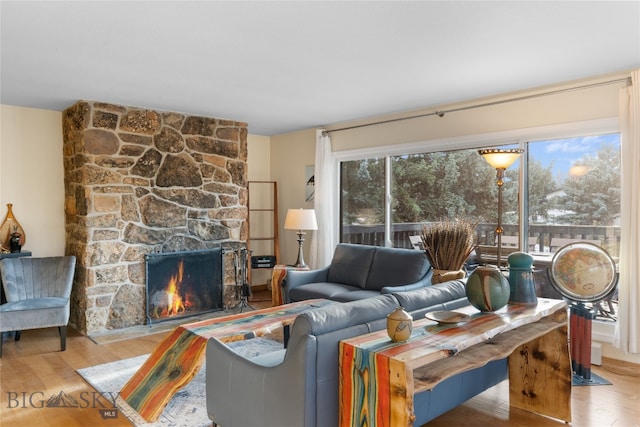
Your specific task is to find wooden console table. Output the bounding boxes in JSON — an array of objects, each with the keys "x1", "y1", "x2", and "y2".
[
  {"x1": 339, "y1": 298, "x2": 571, "y2": 426},
  {"x1": 120, "y1": 299, "x2": 333, "y2": 422}
]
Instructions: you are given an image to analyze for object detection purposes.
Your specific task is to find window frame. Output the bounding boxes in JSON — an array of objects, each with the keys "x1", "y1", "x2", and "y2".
[{"x1": 334, "y1": 117, "x2": 619, "y2": 248}]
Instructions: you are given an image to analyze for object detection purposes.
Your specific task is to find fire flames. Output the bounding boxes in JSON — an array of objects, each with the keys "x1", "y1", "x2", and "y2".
[
  {"x1": 149, "y1": 258, "x2": 205, "y2": 320},
  {"x1": 165, "y1": 260, "x2": 186, "y2": 316},
  {"x1": 159, "y1": 261, "x2": 191, "y2": 317}
]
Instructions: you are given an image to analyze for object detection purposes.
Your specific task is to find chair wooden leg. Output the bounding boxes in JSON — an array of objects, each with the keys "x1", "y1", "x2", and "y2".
[
  {"x1": 0, "y1": 335, "x2": 3, "y2": 358},
  {"x1": 14, "y1": 331, "x2": 21, "y2": 341},
  {"x1": 59, "y1": 326, "x2": 67, "y2": 351}
]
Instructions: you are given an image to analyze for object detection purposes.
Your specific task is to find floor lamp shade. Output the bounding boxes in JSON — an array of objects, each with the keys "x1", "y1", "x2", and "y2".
[
  {"x1": 478, "y1": 148, "x2": 524, "y2": 268},
  {"x1": 478, "y1": 148, "x2": 523, "y2": 170},
  {"x1": 284, "y1": 209, "x2": 317, "y2": 268}
]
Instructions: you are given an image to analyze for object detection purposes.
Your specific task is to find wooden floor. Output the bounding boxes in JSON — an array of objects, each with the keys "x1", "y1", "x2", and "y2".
[{"x1": 1, "y1": 290, "x2": 639, "y2": 427}]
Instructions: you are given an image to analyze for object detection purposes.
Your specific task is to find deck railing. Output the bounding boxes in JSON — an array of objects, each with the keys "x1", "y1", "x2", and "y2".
[{"x1": 342, "y1": 222, "x2": 621, "y2": 257}]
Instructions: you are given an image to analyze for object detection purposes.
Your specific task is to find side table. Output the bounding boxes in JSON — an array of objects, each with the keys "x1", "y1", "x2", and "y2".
[{"x1": 270, "y1": 264, "x2": 309, "y2": 306}]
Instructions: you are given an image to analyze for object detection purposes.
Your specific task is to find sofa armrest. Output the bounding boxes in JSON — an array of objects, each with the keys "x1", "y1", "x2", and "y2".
[
  {"x1": 380, "y1": 275, "x2": 432, "y2": 294},
  {"x1": 206, "y1": 336, "x2": 314, "y2": 427},
  {"x1": 283, "y1": 267, "x2": 330, "y2": 303}
]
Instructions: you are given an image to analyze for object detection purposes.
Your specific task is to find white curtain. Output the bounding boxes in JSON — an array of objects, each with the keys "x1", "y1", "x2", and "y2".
[
  {"x1": 309, "y1": 129, "x2": 336, "y2": 269},
  {"x1": 614, "y1": 69, "x2": 640, "y2": 354}
]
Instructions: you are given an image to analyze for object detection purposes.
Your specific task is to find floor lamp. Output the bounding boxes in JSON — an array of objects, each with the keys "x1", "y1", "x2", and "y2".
[
  {"x1": 284, "y1": 208, "x2": 318, "y2": 268},
  {"x1": 478, "y1": 148, "x2": 524, "y2": 267}
]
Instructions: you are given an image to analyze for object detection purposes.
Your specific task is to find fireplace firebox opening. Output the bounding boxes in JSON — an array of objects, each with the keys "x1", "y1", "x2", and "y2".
[{"x1": 146, "y1": 249, "x2": 223, "y2": 324}]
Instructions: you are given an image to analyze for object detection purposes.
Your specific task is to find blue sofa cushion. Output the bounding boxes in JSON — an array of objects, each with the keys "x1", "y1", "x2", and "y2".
[
  {"x1": 326, "y1": 243, "x2": 376, "y2": 288},
  {"x1": 392, "y1": 280, "x2": 467, "y2": 313},
  {"x1": 330, "y1": 289, "x2": 383, "y2": 302},
  {"x1": 288, "y1": 282, "x2": 361, "y2": 302},
  {"x1": 290, "y1": 294, "x2": 398, "y2": 338},
  {"x1": 365, "y1": 246, "x2": 430, "y2": 291}
]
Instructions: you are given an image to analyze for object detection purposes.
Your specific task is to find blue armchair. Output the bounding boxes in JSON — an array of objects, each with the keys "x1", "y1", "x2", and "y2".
[{"x1": 0, "y1": 256, "x2": 76, "y2": 357}]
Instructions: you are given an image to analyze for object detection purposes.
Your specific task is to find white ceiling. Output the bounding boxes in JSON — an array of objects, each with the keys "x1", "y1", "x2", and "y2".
[{"x1": 1, "y1": 1, "x2": 639, "y2": 136}]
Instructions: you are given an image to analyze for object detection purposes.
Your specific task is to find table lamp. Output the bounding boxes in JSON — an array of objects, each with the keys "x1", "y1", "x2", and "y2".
[
  {"x1": 478, "y1": 148, "x2": 524, "y2": 267},
  {"x1": 284, "y1": 208, "x2": 318, "y2": 268}
]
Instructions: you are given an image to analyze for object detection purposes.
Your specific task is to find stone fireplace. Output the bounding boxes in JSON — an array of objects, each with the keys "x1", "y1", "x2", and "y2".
[{"x1": 62, "y1": 101, "x2": 248, "y2": 334}]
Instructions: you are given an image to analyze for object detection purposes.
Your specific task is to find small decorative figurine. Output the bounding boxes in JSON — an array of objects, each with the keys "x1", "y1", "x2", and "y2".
[
  {"x1": 387, "y1": 306, "x2": 413, "y2": 342},
  {"x1": 9, "y1": 228, "x2": 22, "y2": 253}
]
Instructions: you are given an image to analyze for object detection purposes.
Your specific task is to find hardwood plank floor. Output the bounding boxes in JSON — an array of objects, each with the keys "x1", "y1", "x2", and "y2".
[{"x1": 1, "y1": 290, "x2": 638, "y2": 426}]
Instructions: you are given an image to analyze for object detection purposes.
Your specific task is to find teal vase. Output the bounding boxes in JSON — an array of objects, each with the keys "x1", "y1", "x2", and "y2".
[
  {"x1": 466, "y1": 265, "x2": 510, "y2": 312},
  {"x1": 507, "y1": 252, "x2": 538, "y2": 305}
]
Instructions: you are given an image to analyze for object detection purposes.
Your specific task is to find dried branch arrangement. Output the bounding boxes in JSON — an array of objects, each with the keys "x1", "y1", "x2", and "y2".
[{"x1": 421, "y1": 219, "x2": 477, "y2": 271}]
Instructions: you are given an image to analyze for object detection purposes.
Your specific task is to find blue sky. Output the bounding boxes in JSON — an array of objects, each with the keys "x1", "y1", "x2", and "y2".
[{"x1": 527, "y1": 133, "x2": 620, "y2": 181}]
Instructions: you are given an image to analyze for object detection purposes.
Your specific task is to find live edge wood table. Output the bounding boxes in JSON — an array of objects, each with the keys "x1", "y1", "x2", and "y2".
[
  {"x1": 120, "y1": 299, "x2": 333, "y2": 422},
  {"x1": 339, "y1": 298, "x2": 571, "y2": 427}
]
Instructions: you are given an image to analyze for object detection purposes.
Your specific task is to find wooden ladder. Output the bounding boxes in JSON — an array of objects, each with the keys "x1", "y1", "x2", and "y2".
[{"x1": 246, "y1": 181, "x2": 279, "y2": 285}]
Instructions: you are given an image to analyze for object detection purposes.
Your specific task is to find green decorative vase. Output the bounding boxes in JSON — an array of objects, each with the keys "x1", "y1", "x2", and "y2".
[
  {"x1": 507, "y1": 251, "x2": 538, "y2": 305},
  {"x1": 465, "y1": 265, "x2": 510, "y2": 312}
]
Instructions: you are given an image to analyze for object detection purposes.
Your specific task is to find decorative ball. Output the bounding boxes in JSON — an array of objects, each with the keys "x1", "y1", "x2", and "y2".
[{"x1": 465, "y1": 265, "x2": 510, "y2": 312}]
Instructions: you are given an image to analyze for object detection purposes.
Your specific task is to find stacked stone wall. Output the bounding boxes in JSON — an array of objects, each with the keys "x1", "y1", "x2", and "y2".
[{"x1": 62, "y1": 101, "x2": 248, "y2": 334}]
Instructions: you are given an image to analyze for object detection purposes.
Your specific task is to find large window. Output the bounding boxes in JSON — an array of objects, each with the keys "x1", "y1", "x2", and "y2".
[
  {"x1": 340, "y1": 147, "x2": 522, "y2": 249},
  {"x1": 339, "y1": 133, "x2": 621, "y2": 260}
]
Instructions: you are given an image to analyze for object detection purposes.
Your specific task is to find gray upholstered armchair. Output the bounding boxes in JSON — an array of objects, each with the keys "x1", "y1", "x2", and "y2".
[{"x1": 0, "y1": 256, "x2": 76, "y2": 357}]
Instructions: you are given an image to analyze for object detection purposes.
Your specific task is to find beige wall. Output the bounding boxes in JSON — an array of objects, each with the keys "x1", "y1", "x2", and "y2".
[
  {"x1": 270, "y1": 128, "x2": 317, "y2": 267},
  {"x1": 326, "y1": 74, "x2": 623, "y2": 151},
  {"x1": 0, "y1": 105, "x2": 65, "y2": 257},
  {"x1": 247, "y1": 134, "x2": 271, "y2": 181}
]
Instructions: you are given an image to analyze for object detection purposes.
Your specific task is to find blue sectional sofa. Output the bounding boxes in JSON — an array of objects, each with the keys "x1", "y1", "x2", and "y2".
[
  {"x1": 284, "y1": 243, "x2": 434, "y2": 303},
  {"x1": 205, "y1": 281, "x2": 508, "y2": 427}
]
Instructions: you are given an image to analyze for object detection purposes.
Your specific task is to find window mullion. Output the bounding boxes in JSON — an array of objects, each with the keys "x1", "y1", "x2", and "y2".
[{"x1": 385, "y1": 155, "x2": 392, "y2": 247}]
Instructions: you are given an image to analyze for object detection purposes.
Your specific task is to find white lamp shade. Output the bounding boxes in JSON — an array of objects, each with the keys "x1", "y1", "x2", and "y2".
[
  {"x1": 478, "y1": 148, "x2": 524, "y2": 169},
  {"x1": 284, "y1": 208, "x2": 318, "y2": 230}
]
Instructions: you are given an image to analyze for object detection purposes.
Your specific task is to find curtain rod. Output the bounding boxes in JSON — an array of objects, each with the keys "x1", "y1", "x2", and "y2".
[{"x1": 323, "y1": 76, "x2": 631, "y2": 135}]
